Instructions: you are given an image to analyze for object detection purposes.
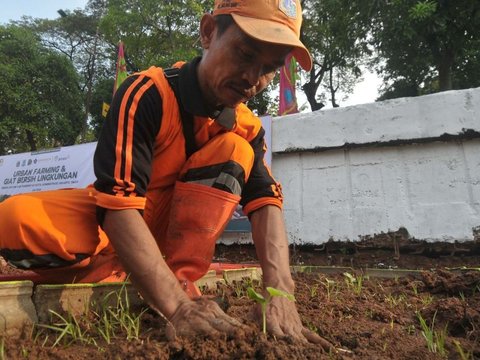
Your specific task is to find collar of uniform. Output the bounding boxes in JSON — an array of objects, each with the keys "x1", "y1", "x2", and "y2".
[
  {"x1": 178, "y1": 57, "x2": 210, "y2": 117},
  {"x1": 178, "y1": 57, "x2": 236, "y2": 130}
]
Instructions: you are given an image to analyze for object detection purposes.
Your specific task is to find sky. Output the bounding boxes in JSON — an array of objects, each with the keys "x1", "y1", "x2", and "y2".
[
  {"x1": 0, "y1": 0, "x2": 381, "y2": 108},
  {"x1": 0, "y1": 0, "x2": 88, "y2": 24}
]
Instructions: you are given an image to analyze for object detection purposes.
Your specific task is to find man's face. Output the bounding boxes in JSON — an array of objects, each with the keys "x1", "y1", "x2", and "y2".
[{"x1": 198, "y1": 15, "x2": 292, "y2": 109}]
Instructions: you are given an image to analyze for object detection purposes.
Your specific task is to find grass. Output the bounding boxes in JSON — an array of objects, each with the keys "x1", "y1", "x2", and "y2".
[
  {"x1": 0, "y1": 338, "x2": 4, "y2": 360},
  {"x1": 416, "y1": 311, "x2": 448, "y2": 357},
  {"x1": 35, "y1": 282, "x2": 147, "y2": 349},
  {"x1": 343, "y1": 272, "x2": 364, "y2": 295},
  {"x1": 37, "y1": 310, "x2": 97, "y2": 347},
  {"x1": 384, "y1": 293, "x2": 407, "y2": 308},
  {"x1": 321, "y1": 278, "x2": 338, "y2": 301},
  {"x1": 453, "y1": 340, "x2": 474, "y2": 360}
]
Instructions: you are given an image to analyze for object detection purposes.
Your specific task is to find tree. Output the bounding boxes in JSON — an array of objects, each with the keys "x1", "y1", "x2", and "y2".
[
  {"x1": 99, "y1": 0, "x2": 213, "y2": 71},
  {"x1": 90, "y1": 78, "x2": 115, "y2": 139},
  {"x1": 0, "y1": 25, "x2": 84, "y2": 155},
  {"x1": 26, "y1": 2, "x2": 112, "y2": 142},
  {"x1": 300, "y1": 0, "x2": 370, "y2": 111},
  {"x1": 369, "y1": 0, "x2": 480, "y2": 100}
]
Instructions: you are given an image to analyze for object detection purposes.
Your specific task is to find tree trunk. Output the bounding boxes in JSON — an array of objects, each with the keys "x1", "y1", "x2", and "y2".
[
  {"x1": 437, "y1": 50, "x2": 454, "y2": 91},
  {"x1": 328, "y1": 69, "x2": 339, "y2": 108},
  {"x1": 25, "y1": 130, "x2": 37, "y2": 151},
  {"x1": 302, "y1": 80, "x2": 324, "y2": 111}
]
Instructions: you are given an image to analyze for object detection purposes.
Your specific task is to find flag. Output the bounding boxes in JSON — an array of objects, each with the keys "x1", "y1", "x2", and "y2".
[
  {"x1": 113, "y1": 41, "x2": 127, "y2": 94},
  {"x1": 278, "y1": 54, "x2": 299, "y2": 116},
  {"x1": 102, "y1": 102, "x2": 110, "y2": 118}
]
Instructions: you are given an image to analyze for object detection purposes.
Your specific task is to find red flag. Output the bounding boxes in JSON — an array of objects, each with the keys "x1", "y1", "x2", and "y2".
[
  {"x1": 113, "y1": 41, "x2": 127, "y2": 94},
  {"x1": 278, "y1": 54, "x2": 298, "y2": 116}
]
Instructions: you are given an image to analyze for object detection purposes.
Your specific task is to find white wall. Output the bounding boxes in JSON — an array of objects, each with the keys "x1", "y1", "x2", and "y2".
[{"x1": 272, "y1": 88, "x2": 480, "y2": 244}]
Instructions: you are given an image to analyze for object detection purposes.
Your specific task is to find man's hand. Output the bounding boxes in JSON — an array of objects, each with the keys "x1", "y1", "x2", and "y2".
[
  {"x1": 166, "y1": 297, "x2": 247, "y2": 340},
  {"x1": 257, "y1": 294, "x2": 335, "y2": 352}
]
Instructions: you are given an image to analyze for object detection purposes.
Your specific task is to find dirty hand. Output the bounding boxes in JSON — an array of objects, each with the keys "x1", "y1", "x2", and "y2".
[
  {"x1": 166, "y1": 297, "x2": 246, "y2": 340},
  {"x1": 258, "y1": 295, "x2": 335, "y2": 352}
]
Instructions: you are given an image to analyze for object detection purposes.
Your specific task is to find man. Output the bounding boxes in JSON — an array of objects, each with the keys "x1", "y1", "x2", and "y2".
[{"x1": 0, "y1": 0, "x2": 332, "y2": 348}]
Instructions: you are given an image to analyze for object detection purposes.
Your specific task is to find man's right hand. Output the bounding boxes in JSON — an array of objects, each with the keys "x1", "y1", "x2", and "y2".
[{"x1": 166, "y1": 297, "x2": 247, "y2": 339}]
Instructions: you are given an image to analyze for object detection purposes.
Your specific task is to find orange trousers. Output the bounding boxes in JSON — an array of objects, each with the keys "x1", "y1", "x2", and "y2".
[{"x1": 0, "y1": 133, "x2": 253, "y2": 284}]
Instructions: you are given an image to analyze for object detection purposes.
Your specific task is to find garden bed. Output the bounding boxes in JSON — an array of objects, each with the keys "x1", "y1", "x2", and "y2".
[{"x1": 0, "y1": 240, "x2": 479, "y2": 359}]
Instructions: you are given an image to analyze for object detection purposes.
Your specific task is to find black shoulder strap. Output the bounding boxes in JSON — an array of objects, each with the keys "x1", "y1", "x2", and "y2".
[{"x1": 163, "y1": 67, "x2": 197, "y2": 158}]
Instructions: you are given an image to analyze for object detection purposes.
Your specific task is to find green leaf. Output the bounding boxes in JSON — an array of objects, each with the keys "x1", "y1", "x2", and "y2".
[
  {"x1": 266, "y1": 287, "x2": 295, "y2": 302},
  {"x1": 247, "y1": 287, "x2": 266, "y2": 304}
]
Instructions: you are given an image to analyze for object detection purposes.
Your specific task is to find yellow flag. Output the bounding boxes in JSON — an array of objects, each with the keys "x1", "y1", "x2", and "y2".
[{"x1": 102, "y1": 102, "x2": 110, "y2": 118}]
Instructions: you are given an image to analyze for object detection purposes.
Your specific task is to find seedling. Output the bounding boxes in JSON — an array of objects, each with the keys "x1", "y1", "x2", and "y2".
[
  {"x1": 35, "y1": 282, "x2": 147, "y2": 348},
  {"x1": 419, "y1": 294, "x2": 434, "y2": 307},
  {"x1": 453, "y1": 339, "x2": 473, "y2": 360},
  {"x1": 247, "y1": 287, "x2": 295, "y2": 334},
  {"x1": 384, "y1": 293, "x2": 407, "y2": 308},
  {"x1": 308, "y1": 283, "x2": 319, "y2": 298},
  {"x1": 322, "y1": 278, "x2": 337, "y2": 301},
  {"x1": 416, "y1": 311, "x2": 448, "y2": 357},
  {"x1": 343, "y1": 272, "x2": 364, "y2": 295},
  {"x1": 38, "y1": 310, "x2": 97, "y2": 347}
]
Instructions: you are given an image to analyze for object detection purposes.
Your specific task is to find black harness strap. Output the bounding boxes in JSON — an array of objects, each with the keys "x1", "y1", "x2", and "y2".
[{"x1": 163, "y1": 67, "x2": 197, "y2": 158}]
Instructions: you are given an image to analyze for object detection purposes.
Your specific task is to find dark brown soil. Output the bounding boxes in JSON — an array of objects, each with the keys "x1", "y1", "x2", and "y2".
[{"x1": 1, "y1": 238, "x2": 480, "y2": 359}]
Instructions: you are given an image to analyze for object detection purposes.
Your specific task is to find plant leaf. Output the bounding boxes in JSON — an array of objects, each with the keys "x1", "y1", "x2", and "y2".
[
  {"x1": 266, "y1": 287, "x2": 295, "y2": 302},
  {"x1": 247, "y1": 287, "x2": 266, "y2": 303}
]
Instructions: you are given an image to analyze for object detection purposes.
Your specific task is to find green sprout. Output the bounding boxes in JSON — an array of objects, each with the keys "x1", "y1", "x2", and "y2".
[
  {"x1": 247, "y1": 287, "x2": 295, "y2": 334},
  {"x1": 343, "y1": 272, "x2": 364, "y2": 295},
  {"x1": 416, "y1": 311, "x2": 448, "y2": 357}
]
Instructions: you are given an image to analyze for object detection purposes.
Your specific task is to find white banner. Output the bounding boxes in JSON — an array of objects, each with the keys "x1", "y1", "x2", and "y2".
[{"x1": 0, "y1": 142, "x2": 97, "y2": 196}]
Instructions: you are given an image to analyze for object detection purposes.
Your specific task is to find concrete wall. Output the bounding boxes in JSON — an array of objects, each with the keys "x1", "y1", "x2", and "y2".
[{"x1": 272, "y1": 87, "x2": 480, "y2": 244}]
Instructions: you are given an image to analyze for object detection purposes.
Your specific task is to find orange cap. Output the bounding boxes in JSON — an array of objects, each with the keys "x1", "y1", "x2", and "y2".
[{"x1": 213, "y1": 0, "x2": 312, "y2": 71}]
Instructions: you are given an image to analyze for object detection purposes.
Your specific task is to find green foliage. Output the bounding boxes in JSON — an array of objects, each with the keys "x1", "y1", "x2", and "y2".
[
  {"x1": 0, "y1": 338, "x2": 4, "y2": 359},
  {"x1": 300, "y1": 0, "x2": 369, "y2": 110},
  {"x1": 100, "y1": 0, "x2": 213, "y2": 71},
  {"x1": 36, "y1": 283, "x2": 147, "y2": 348},
  {"x1": 0, "y1": 25, "x2": 84, "y2": 155},
  {"x1": 453, "y1": 340, "x2": 474, "y2": 360},
  {"x1": 322, "y1": 278, "x2": 338, "y2": 301},
  {"x1": 343, "y1": 272, "x2": 364, "y2": 295},
  {"x1": 90, "y1": 78, "x2": 115, "y2": 138},
  {"x1": 369, "y1": 0, "x2": 480, "y2": 99},
  {"x1": 416, "y1": 311, "x2": 448, "y2": 357},
  {"x1": 38, "y1": 310, "x2": 98, "y2": 347}
]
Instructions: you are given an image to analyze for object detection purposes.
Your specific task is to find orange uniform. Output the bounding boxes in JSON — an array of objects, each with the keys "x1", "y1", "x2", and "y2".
[{"x1": 0, "y1": 58, "x2": 282, "y2": 285}]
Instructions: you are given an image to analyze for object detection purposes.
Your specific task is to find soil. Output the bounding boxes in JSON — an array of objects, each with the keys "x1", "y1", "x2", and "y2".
[{"x1": 1, "y1": 237, "x2": 480, "y2": 359}]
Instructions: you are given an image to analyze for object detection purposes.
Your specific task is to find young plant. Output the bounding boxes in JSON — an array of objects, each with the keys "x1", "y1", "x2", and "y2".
[
  {"x1": 416, "y1": 311, "x2": 448, "y2": 357},
  {"x1": 308, "y1": 284, "x2": 319, "y2": 298},
  {"x1": 384, "y1": 293, "x2": 407, "y2": 308},
  {"x1": 37, "y1": 310, "x2": 96, "y2": 347},
  {"x1": 36, "y1": 282, "x2": 147, "y2": 348},
  {"x1": 247, "y1": 287, "x2": 295, "y2": 334},
  {"x1": 343, "y1": 272, "x2": 364, "y2": 295},
  {"x1": 322, "y1": 278, "x2": 337, "y2": 301},
  {"x1": 453, "y1": 339, "x2": 474, "y2": 360},
  {"x1": 419, "y1": 294, "x2": 434, "y2": 307}
]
